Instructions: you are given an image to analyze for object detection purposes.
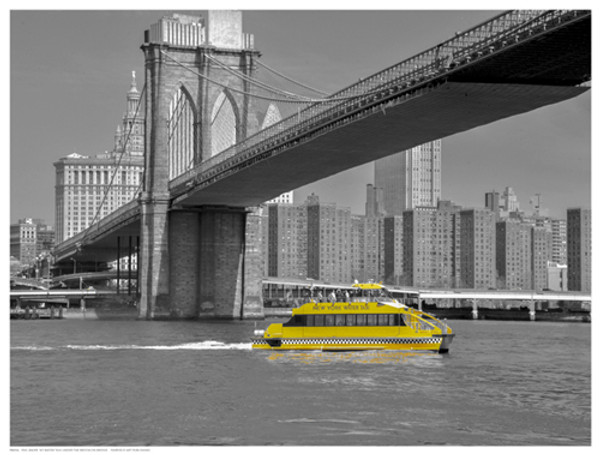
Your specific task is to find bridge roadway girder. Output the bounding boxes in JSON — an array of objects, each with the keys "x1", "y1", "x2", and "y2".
[
  {"x1": 55, "y1": 220, "x2": 141, "y2": 264},
  {"x1": 173, "y1": 82, "x2": 588, "y2": 208},
  {"x1": 448, "y1": 13, "x2": 590, "y2": 86}
]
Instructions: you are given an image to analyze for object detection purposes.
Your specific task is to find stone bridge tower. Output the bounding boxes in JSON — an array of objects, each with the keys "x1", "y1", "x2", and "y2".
[{"x1": 139, "y1": 11, "x2": 264, "y2": 319}]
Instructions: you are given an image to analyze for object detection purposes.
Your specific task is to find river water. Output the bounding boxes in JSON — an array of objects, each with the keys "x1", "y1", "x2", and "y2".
[{"x1": 10, "y1": 318, "x2": 591, "y2": 447}]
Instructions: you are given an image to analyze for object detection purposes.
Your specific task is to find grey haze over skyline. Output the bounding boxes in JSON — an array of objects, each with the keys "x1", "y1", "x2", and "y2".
[{"x1": 10, "y1": 9, "x2": 591, "y2": 227}]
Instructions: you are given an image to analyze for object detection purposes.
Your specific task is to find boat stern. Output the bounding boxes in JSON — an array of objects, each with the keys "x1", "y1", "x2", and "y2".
[{"x1": 251, "y1": 323, "x2": 283, "y2": 349}]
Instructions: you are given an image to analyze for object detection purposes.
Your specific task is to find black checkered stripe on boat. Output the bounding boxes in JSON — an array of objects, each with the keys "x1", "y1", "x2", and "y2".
[
  {"x1": 283, "y1": 337, "x2": 440, "y2": 345},
  {"x1": 254, "y1": 337, "x2": 440, "y2": 345}
]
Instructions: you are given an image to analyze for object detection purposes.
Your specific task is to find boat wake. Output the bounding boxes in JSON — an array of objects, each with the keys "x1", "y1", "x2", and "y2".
[{"x1": 12, "y1": 341, "x2": 253, "y2": 351}]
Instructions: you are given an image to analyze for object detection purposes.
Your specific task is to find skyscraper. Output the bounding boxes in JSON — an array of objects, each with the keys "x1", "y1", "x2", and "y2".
[
  {"x1": 567, "y1": 208, "x2": 591, "y2": 292},
  {"x1": 531, "y1": 226, "x2": 552, "y2": 291},
  {"x1": 365, "y1": 183, "x2": 384, "y2": 217},
  {"x1": 484, "y1": 190, "x2": 501, "y2": 217},
  {"x1": 374, "y1": 140, "x2": 442, "y2": 216},
  {"x1": 496, "y1": 220, "x2": 532, "y2": 290},
  {"x1": 363, "y1": 216, "x2": 383, "y2": 282},
  {"x1": 10, "y1": 219, "x2": 38, "y2": 267},
  {"x1": 550, "y1": 218, "x2": 567, "y2": 264},
  {"x1": 501, "y1": 186, "x2": 520, "y2": 213},
  {"x1": 350, "y1": 215, "x2": 366, "y2": 281},
  {"x1": 306, "y1": 194, "x2": 352, "y2": 283},
  {"x1": 403, "y1": 204, "x2": 458, "y2": 288},
  {"x1": 459, "y1": 208, "x2": 496, "y2": 289},
  {"x1": 54, "y1": 72, "x2": 145, "y2": 242},
  {"x1": 361, "y1": 184, "x2": 385, "y2": 282},
  {"x1": 10, "y1": 218, "x2": 54, "y2": 267},
  {"x1": 383, "y1": 215, "x2": 404, "y2": 285},
  {"x1": 267, "y1": 203, "x2": 307, "y2": 278}
]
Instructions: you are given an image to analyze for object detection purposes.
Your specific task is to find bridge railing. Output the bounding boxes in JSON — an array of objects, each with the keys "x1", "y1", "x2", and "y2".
[{"x1": 170, "y1": 9, "x2": 588, "y2": 191}]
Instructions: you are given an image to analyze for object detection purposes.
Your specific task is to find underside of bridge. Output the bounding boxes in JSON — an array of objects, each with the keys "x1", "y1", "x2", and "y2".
[
  {"x1": 173, "y1": 12, "x2": 590, "y2": 207},
  {"x1": 173, "y1": 82, "x2": 588, "y2": 208}
]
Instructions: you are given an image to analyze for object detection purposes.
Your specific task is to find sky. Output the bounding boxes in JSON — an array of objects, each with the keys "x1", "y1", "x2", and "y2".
[{"x1": 8, "y1": 5, "x2": 593, "y2": 228}]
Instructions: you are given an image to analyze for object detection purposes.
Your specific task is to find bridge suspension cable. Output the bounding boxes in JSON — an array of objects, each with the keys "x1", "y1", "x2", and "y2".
[
  {"x1": 254, "y1": 58, "x2": 329, "y2": 96},
  {"x1": 83, "y1": 82, "x2": 147, "y2": 243},
  {"x1": 160, "y1": 50, "x2": 383, "y2": 104},
  {"x1": 204, "y1": 53, "x2": 318, "y2": 102}
]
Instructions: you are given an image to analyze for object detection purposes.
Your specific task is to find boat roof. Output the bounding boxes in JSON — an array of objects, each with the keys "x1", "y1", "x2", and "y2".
[{"x1": 351, "y1": 282, "x2": 385, "y2": 290}]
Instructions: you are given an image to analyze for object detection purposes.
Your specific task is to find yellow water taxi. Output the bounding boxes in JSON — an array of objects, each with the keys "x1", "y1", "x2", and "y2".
[{"x1": 252, "y1": 283, "x2": 454, "y2": 353}]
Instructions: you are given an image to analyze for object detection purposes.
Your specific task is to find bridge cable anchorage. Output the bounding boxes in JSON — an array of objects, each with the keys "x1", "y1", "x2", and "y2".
[
  {"x1": 160, "y1": 50, "x2": 386, "y2": 104},
  {"x1": 254, "y1": 59, "x2": 329, "y2": 96},
  {"x1": 204, "y1": 53, "x2": 321, "y2": 101},
  {"x1": 81, "y1": 82, "x2": 147, "y2": 245}
]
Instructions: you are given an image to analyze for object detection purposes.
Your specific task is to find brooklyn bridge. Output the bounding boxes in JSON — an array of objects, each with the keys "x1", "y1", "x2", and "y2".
[{"x1": 52, "y1": 10, "x2": 591, "y2": 319}]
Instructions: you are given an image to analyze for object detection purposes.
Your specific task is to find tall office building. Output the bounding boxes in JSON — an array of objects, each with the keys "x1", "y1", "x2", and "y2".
[
  {"x1": 350, "y1": 215, "x2": 366, "y2": 281},
  {"x1": 531, "y1": 226, "x2": 552, "y2": 291},
  {"x1": 10, "y1": 219, "x2": 37, "y2": 267},
  {"x1": 114, "y1": 71, "x2": 144, "y2": 157},
  {"x1": 550, "y1": 218, "x2": 567, "y2": 264},
  {"x1": 501, "y1": 186, "x2": 520, "y2": 213},
  {"x1": 438, "y1": 200, "x2": 463, "y2": 288},
  {"x1": 266, "y1": 194, "x2": 353, "y2": 283},
  {"x1": 362, "y1": 216, "x2": 383, "y2": 282},
  {"x1": 10, "y1": 218, "x2": 55, "y2": 268},
  {"x1": 54, "y1": 73, "x2": 145, "y2": 242},
  {"x1": 374, "y1": 140, "x2": 442, "y2": 216},
  {"x1": 10, "y1": 218, "x2": 55, "y2": 276},
  {"x1": 567, "y1": 208, "x2": 591, "y2": 292},
  {"x1": 306, "y1": 194, "x2": 352, "y2": 283},
  {"x1": 403, "y1": 203, "x2": 459, "y2": 288},
  {"x1": 365, "y1": 184, "x2": 384, "y2": 217},
  {"x1": 459, "y1": 208, "x2": 496, "y2": 289},
  {"x1": 383, "y1": 215, "x2": 404, "y2": 285},
  {"x1": 484, "y1": 190, "x2": 501, "y2": 217},
  {"x1": 361, "y1": 184, "x2": 385, "y2": 281},
  {"x1": 496, "y1": 220, "x2": 532, "y2": 290},
  {"x1": 267, "y1": 203, "x2": 307, "y2": 279}
]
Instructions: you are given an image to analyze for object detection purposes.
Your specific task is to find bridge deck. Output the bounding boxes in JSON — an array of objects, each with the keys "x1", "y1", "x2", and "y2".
[{"x1": 174, "y1": 82, "x2": 586, "y2": 207}]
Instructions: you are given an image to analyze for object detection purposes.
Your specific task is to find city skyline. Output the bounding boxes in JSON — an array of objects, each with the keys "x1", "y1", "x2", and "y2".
[{"x1": 9, "y1": 8, "x2": 592, "y2": 228}]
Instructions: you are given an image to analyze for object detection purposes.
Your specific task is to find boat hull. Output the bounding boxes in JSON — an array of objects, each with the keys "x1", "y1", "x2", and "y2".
[{"x1": 252, "y1": 334, "x2": 454, "y2": 353}]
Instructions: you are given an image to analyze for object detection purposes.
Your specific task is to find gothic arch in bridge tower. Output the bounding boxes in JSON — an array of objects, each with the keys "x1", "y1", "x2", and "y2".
[
  {"x1": 261, "y1": 103, "x2": 282, "y2": 130},
  {"x1": 168, "y1": 84, "x2": 199, "y2": 180},
  {"x1": 210, "y1": 89, "x2": 239, "y2": 157}
]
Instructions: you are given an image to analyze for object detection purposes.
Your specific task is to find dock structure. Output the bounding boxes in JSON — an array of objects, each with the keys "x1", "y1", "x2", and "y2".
[{"x1": 261, "y1": 278, "x2": 591, "y2": 322}]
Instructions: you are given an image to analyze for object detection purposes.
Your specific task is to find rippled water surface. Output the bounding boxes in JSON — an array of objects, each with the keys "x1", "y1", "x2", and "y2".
[{"x1": 10, "y1": 319, "x2": 591, "y2": 446}]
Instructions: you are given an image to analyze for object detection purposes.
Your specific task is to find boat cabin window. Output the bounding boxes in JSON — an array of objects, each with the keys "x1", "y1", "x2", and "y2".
[{"x1": 284, "y1": 313, "x2": 405, "y2": 327}]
